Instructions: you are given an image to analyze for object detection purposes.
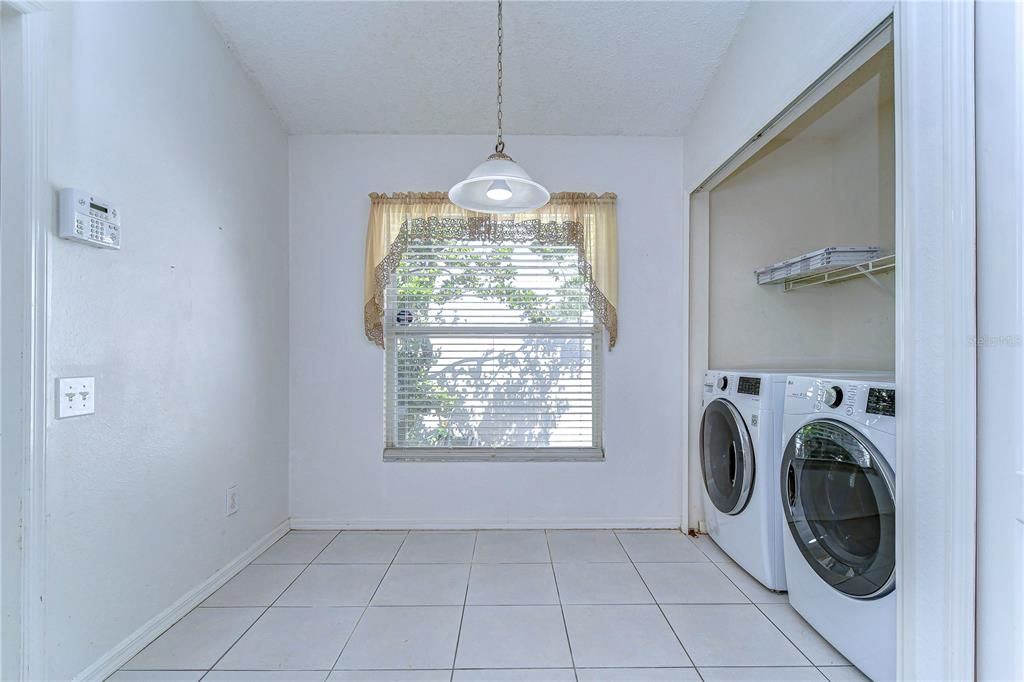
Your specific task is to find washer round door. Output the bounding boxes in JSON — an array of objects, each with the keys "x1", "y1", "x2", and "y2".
[
  {"x1": 781, "y1": 419, "x2": 895, "y2": 599},
  {"x1": 700, "y1": 398, "x2": 755, "y2": 515}
]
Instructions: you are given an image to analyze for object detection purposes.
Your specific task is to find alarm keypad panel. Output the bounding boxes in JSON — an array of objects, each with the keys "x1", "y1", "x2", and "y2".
[{"x1": 59, "y1": 189, "x2": 121, "y2": 249}]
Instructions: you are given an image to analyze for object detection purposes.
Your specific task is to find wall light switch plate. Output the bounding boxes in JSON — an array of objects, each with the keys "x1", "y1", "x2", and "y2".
[
  {"x1": 57, "y1": 377, "x2": 95, "y2": 418},
  {"x1": 226, "y1": 485, "x2": 239, "y2": 516}
]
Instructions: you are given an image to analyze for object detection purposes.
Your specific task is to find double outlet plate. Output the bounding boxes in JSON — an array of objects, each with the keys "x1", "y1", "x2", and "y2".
[{"x1": 57, "y1": 377, "x2": 95, "y2": 418}]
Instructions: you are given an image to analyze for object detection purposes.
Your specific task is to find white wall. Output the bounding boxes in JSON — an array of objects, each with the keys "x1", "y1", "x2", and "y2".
[
  {"x1": 289, "y1": 135, "x2": 684, "y2": 528},
  {"x1": 975, "y1": 0, "x2": 1024, "y2": 677},
  {"x1": 710, "y1": 138, "x2": 835, "y2": 369},
  {"x1": 683, "y1": 0, "x2": 893, "y2": 527},
  {"x1": 45, "y1": 3, "x2": 289, "y2": 679}
]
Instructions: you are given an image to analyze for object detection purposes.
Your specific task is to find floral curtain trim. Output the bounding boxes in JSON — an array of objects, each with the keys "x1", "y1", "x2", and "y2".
[
  {"x1": 364, "y1": 216, "x2": 618, "y2": 349},
  {"x1": 364, "y1": 192, "x2": 619, "y2": 349}
]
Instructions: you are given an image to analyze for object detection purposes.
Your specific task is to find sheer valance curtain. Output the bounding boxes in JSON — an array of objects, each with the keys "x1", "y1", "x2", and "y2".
[{"x1": 363, "y1": 191, "x2": 619, "y2": 348}]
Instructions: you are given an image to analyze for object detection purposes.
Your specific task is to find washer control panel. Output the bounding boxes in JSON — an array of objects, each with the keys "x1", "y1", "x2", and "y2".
[
  {"x1": 816, "y1": 382, "x2": 859, "y2": 415},
  {"x1": 59, "y1": 188, "x2": 121, "y2": 249}
]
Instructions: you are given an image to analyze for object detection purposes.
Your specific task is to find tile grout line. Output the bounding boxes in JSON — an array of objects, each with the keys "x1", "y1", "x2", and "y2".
[
  {"x1": 198, "y1": 599, "x2": 808, "y2": 608},
  {"x1": 449, "y1": 530, "x2": 480, "y2": 681},
  {"x1": 706, "y1": 554, "x2": 778, "y2": 605},
  {"x1": 611, "y1": 530, "x2": 701, "y2": 675},
  {"x1": 329, "y1": 530, "x2": 412, "y2": 673},
  {"x1": 120, "y1": 664, "x2": 844, "y2": 674},
  {"x1": 750, "y1": 601, "x2": 818, "y2": 668},
  {"x1": 699, "y1": 536, "x2": 820, "y2": 670},
  {"x1": 198, "y1": 530, "x2": 342, "y2": 680},
  {"x1": 690, "y1": 533, "x2": 729, "y2": 563},
  {"x1": 545, "y1": 530, "x2": 579, "y2": 681}
]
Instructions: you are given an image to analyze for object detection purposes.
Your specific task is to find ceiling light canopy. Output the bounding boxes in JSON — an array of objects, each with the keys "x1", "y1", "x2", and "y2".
[{"x1": 449, "y1": 0, "x2": 549, "y2": 214}]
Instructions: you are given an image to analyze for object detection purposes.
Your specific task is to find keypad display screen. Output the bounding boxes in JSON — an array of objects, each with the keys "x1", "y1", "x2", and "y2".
[
  {"x1": 737, "y1": 377, "x2": 761, "y2": 396},
  {"x1": 89, "y1": 202, "x2": 108, "y2": 214},
  {"x1": 866, "y1": 388, "x2": 896, "y2": 416}
]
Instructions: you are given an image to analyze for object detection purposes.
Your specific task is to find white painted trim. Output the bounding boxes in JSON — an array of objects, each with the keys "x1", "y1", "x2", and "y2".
[
  {"x1": 678, "y1": 162, "x2": 690, "y2": 532},
  {"x1": 893, "y1": 2, "x2": 976, "y2": 680},
  {"x1": 74, "y1": 520, "x2": 290, "y2": 682},
  {"x1": 0, "y1": 5, "x2": 53, "y2": 680},
  {"x1": 289, "y1": 517, "x2": 682, "y2": 531},
  {"x1": 22, "y1": 15, "x2": 48, "y2": 679},
  {"x1": 693, "y1": 18, "x2": 894, "y2": 195},
  {"x1": 684, "y1": 190, "x2": 709, "y2": 532}
]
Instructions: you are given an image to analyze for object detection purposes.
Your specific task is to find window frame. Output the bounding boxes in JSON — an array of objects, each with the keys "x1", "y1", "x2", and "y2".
[{"x1": 381, "y1": 242, "x2": 606, "y2": 463}]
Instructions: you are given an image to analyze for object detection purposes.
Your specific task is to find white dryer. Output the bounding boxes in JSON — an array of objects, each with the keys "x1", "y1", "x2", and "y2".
[
  {"x1": 780, "y1": 374, "x2": 897, "y2": 682},
  {"x1": 699, "y1": 370, "x2": 789, "y2": 591}
]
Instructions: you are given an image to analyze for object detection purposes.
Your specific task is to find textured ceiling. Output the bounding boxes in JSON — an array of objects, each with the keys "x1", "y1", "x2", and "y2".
[{"x1": 202, "y1": 1, "x2": 748, "y2": 136}]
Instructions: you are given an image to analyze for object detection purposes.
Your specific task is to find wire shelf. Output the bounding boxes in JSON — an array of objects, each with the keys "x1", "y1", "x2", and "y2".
[
  {"x1": 782, "y1": 253, "x2": 896, "y2": 292},
  {"x1": 755, "y1": 246, "x2": 884, "y2": 285}
]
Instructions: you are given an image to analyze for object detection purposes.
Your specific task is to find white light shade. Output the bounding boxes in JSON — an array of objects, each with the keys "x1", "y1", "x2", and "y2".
[{"x1": 449, "y1": 156, "x2": 550, "y2": 214}]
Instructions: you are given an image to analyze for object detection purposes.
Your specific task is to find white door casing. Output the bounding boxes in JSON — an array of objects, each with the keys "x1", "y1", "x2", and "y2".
[
  {"x1": 893, "y1": 1, "x2": 976, "y2": 680},
  {"x1": 0, "y1": 2, "x2": 50, "y2": 679}
]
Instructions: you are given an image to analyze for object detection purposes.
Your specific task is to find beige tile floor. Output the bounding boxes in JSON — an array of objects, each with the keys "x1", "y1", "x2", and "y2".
[{"x1": 110, "y1": 530, "x2": 872, "y2": 682}]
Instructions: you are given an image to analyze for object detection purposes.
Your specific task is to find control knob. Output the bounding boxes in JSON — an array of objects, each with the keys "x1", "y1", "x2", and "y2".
[
  {"x1": 824, "y1": 385, "x2": 844, "y2": 408},
  {"x1": 716, "y1": 375, "x2": 729, "y2": 391}
]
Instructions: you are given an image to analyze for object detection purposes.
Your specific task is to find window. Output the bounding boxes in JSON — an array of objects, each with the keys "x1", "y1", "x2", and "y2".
[{"x1": 384, "y1": 239, "x2": 602, "y2": 460}]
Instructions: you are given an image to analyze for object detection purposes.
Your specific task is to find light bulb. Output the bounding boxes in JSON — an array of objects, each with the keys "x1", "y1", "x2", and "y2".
[{"x1": 485, "y1": 180, "x2": 513, "y2": 201}]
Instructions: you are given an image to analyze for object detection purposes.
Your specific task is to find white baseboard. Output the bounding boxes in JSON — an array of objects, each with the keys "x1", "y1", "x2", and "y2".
[
  {"x1": 289, "y1": 517, "x2": 683, "y2": 531},
  {"x1": 75, "y1": 519, "x2": 291, "y2": 682}
]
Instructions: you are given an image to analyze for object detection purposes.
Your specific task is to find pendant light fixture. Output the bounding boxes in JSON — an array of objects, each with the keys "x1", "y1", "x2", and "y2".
[{"x1": 449, "y1": 0, "x2": 550, "y2": 214}]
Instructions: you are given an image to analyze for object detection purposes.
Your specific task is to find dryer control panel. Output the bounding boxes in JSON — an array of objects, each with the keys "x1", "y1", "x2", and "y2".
[
  {"x1": 737, "y1": 376, "x2": 762, "y2": 396},
  {"x1": 816, "y1": 382, "x2": 860, "y2": 416}
]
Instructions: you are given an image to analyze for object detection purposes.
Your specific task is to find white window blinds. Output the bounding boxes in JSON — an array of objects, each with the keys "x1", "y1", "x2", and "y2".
[{"x1": 384, "y1": 240, "x2": 602, "y2": 459}]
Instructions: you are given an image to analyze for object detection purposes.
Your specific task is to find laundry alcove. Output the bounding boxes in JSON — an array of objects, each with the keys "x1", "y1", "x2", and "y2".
[{"x1": 706, "y1": 42, "x2": 896, "y2": 373}]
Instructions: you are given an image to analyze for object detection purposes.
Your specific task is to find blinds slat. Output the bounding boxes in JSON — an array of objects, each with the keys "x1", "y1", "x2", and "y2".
[{"x1": 385, "y1": 241, "x2": 601, "y2": 452}]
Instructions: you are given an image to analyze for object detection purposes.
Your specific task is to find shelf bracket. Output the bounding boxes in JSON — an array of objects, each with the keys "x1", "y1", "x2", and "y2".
[{"x1": 858, "y1": 264, "x2": 896, "y2": 294}]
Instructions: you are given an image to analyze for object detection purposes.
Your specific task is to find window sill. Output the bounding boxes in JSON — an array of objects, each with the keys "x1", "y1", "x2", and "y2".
[{"x1": 383, "y1": 447, "x2": 605, "y2": 463}]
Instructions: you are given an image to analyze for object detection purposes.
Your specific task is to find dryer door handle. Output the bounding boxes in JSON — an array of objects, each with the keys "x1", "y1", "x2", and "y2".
[{"x1": 786, "y1": 463, "x2": 797, "y2": 508}]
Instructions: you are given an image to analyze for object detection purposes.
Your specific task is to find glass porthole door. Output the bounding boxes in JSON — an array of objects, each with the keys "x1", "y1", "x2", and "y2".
[
  {"x1": 700, "y1": 399, "x2": 755, "y2": 515},
  {"x1": 781, "y1": 419, "x2": 896, "y2": 599}
]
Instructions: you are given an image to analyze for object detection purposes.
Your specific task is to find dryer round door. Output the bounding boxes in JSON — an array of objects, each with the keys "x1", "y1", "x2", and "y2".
[
  {"x1": 781, "y1": 419, "x2": 895, "y2": 599},
  {"x1": 700, "y1": 398, "x2": 755, "y2": 515}
]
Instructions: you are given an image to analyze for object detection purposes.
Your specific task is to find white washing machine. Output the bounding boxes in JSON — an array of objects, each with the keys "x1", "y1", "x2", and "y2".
[
  {"x1": 700, "y1": 370, "x2": 886, "y2": 592},
  {"x1": 780, "y1": 374, "x2": 897, "y2": 682},
  {"x1": 700, "y1": 370, "x2": 790, "y2": 591}
]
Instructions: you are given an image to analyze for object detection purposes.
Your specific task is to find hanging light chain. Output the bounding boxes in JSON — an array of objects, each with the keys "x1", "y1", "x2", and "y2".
[{"x1": 495, "y1": 0, "x2": 504, "y2": 154}]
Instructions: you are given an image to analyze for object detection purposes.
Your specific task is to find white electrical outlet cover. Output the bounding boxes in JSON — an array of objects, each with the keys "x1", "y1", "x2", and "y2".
[
  {"x1": 57, "y1": 377, "x2": 95, "y2": 418},
  {"x1": 226, "y1": 485, "x2": 239, "y2": 516}
]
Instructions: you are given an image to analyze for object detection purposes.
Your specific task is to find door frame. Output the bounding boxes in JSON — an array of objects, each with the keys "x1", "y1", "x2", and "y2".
[
  {"x1": 684, "y1": 4, "x2": 977, "y2": 680},
  {"x1": 1, "y1": 2, "x2": 50, "y2": 679},
  {"x1": 893, "y1": 2, "x2": 976, "y2": 679}
]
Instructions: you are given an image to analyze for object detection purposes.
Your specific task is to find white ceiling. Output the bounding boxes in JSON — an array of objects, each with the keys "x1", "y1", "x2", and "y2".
[{"x1": 203, "y1": 1, "x2": 748, "y2": 136}]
